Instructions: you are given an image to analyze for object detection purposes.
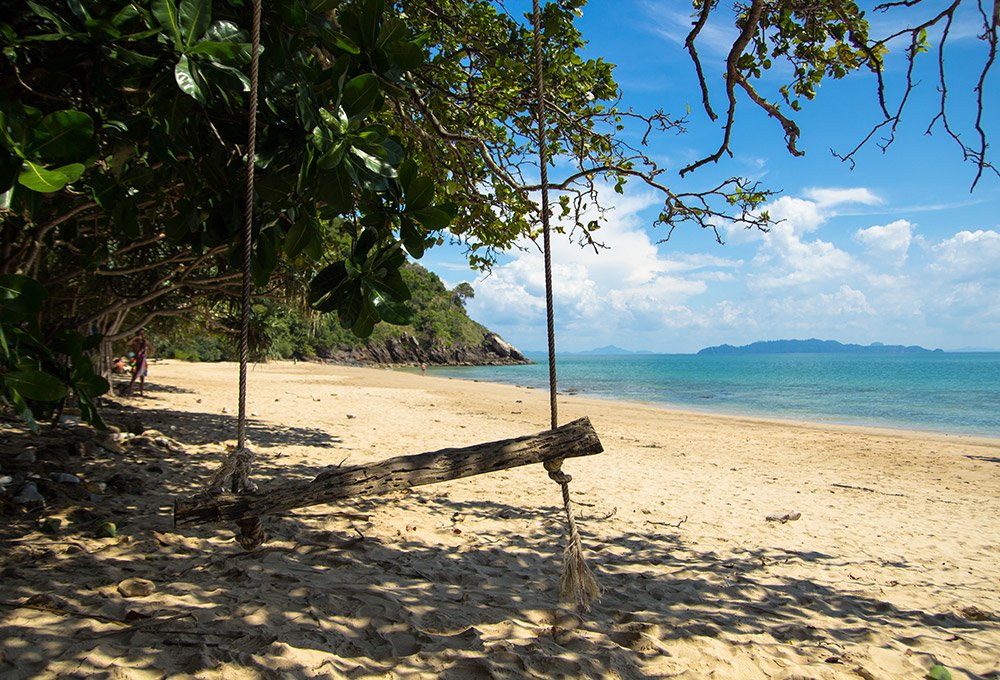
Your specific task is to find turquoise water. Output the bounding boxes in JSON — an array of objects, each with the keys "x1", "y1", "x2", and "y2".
[{"x1": 428, "y1": 352, "x2": 1000, "y2": 438}]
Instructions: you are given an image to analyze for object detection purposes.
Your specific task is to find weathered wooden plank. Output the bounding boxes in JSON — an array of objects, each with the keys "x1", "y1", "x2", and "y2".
[{"x1": 174, "y1": 417, "x2": 603, "y2": 527}]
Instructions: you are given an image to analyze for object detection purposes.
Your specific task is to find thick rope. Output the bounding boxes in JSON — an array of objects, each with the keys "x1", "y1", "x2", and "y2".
[
  {"x1": 532, "y1": 0, "x2": 600, "y2": 611},
  {"x1": 208, "y1": 0, "x2": 264, "y2": 548},
  {"x1": 236, "y1": 0, "x2": 261, "y2": 465}
]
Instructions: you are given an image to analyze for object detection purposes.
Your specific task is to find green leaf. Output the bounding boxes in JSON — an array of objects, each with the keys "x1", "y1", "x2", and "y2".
[
  {"x1": 320, "y1": 28, "x2": 360, "y2": 55},
  {"x1": 174, "y1": 55, "x2": 207, "y2": 103},
  {"x1": 77, "y1": 391, "x2": 106, "y2": 429},
  {"x1": 284, "y1": 214, "x2": 315, "y2": 257},
  {"x1": 309, "y1": 261, "x2": 349, "y2": 311},
  {"x1": 4, "y1": 370, "x2": 67, "y2": 402},
  {"x1": 29, "y1": 110, "x2": 95, "y2": 161},
  {"x1": 404, "y1": 174, "x2": 434, "y2": 211},
  {"x1": 399, "y1": 217, "x2": 424, "y2": 258},
  {"x1": 316, "y1": 164, "x2": 355, "y2": 214},
  {"x1": 384, "y1": 40, "x2": 423, "y2": 70},
  {"x1": 17, "y1": 160, "x2": 83, "y2": 193},
  {"x1": 354, "y1": 226, "x2": 379, "y2": 260},
  {"x1": 359, "y1": 0, "x2": 384, "y2": 47},
  {"x1": 927, "y1": 666, "x2": 952, "y2": 680},
  {"x1": 179, "y1": 0, "x2": 212, "y2": 49},
  {"x1": 349, "y1": 145, "x2": 396, "y2": 178},
  {"x1": 190, "y1": 20, "x2": 250, "y2": 61},
  {"x1": 349, "y1": 296, "x2": 379, "y2": 337},
  {"x1": 73, "y1": 371, "x2": 110, "y2": 396},
  {"x1": 25, "y1": 1, "x2": 76, "y2": 35},
  {"x1": 10, "y1": 390, "x2": 40, "y2": 433},
  {"x1": 370, "y1": 266, "x2": 410, "y2": 301},
  {"x1": 409, "y1": 206, "x2": 452, "y2": 230},
  {"x1": 255, "y1": 173, "x2": 295, "y2": 203},
  {"x1": 151, "y1": 0, "x2": 182, "y2": 45},
  {"x1": 0, "y1": 274, "x2": 48, "y2": 316},
  {"x1": 317, "y1": 139, "x2": 346, "y2": 169},
  {"x1": 336, "y1": 280, "x2": 365, "y2": 327},
  {"x1": 252, "y1": 229, "x2": 277, "y2": 286},
  {"x1": 187, "y1": 40, "x2": 243, "y2": 60},
  {"x1": 372, "y1": 294, "x2": 413, "y2": 325},
  {"x1": 377, "y1": 16, "x2": 406, "y2": 48},
  {"x1": 341, "y1": 74, "x2": 380, "y2": 120},
  {"x1": 397, "y1": 158, "x2": 417, "y2": 190}
]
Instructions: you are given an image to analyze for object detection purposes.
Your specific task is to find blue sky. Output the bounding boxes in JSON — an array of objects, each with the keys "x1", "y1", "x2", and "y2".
[{"x1": 422, "y1": 1, "x2": 1000, "y2": 353}]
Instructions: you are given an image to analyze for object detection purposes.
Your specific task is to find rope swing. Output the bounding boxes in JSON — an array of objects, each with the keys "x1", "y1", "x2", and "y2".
[
  {"x1": 530, "y1": 0, "x2": 600, "y2": 610},
  {"x1": 194, "y1": 0, "x2": 601, "y2": 609},
  {"x1": 206, "y1": 0, "x2": 264, "y2": 549}
]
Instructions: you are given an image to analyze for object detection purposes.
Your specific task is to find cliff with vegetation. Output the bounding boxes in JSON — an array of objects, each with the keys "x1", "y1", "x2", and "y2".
[{"x1": 157, "y1": 264, "x2": 528, "y2": 366}]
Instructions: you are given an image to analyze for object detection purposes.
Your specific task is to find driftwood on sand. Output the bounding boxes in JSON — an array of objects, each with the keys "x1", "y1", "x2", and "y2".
[{"x1": 174, "y1": 417, "x2": 603, "y2": 528}]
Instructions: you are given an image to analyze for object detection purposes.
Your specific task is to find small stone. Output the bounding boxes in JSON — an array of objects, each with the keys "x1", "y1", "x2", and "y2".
[
  {"x1": 765, "y1": 511, "x2": 802, "y2": 523},
  {"x1": 95, "y1": 521, "x2": 118, "y2": 538},
  {"x1": 13, "y1": 482, "x2": 44, "y2": 507},
  {"x1": 58, "y1": 415, "x2": 82, "y2": 428},
  {"x1": 15, "y1": 451, "x2": 36, "y2": 464},
  {"x1": 222, "y1": 407, "x2": 228, "y2": 414},
  {"x1": 50, "y1": 473, "x2": 81, "y2": 484},
  {"x1": 117, "y1": 578, "x2": 155, "y2": 598},
  {"x1": 346, "y1": 414, "x2": 356, "y2": 419},
  {"x1": 0, "y1": 475, "x2": 14, "y2": 486}
]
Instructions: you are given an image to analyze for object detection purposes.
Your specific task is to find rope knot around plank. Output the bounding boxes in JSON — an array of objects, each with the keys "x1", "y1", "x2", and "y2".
[{"x1": 207, "y1": 446, "x2": 256, "y2": 495}]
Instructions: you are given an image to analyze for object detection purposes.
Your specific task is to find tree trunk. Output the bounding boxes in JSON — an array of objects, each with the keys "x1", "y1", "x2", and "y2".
[{"x1": 175, "y1": 417, "x2": 603, "y2": 527}]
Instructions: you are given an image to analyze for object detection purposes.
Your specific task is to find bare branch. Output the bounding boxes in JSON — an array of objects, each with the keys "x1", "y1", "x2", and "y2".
[{"x1": 685, "y1": 0, "x2": 718, "y2": 121}]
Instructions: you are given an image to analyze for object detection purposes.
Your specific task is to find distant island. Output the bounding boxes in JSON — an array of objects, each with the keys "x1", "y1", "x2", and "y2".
[
  {"x1": 697, "y1": 339, "x2": 943, "y2": 355},
  {"x1": 577, "y1": 345, "x2": 654, "y2": 355}
]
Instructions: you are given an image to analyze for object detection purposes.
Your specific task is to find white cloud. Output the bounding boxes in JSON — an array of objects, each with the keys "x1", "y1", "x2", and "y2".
[
  {"x1": 802, "y1": 187, "x2": 883, "y2": 208},
  {"x1": 930, "y1": 230, "x2": 1000, "y2": 280},
  {"x1": 458, "y1": 182, "x2": 998, "y2": 353},
  {"x1": 466, "y1": 185, "x2": 741, "y2": 348},
  {"x1": 855, "y1": 219, "x2": 914, "y2": 266},
  {"x1": 638, "y1": 1, "x2": 735, "y2": 55}
]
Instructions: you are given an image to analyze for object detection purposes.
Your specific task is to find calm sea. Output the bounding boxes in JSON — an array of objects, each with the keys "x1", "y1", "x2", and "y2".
[{"x1": 426, "y1": 352, "x2": 1000, "y2": 438}]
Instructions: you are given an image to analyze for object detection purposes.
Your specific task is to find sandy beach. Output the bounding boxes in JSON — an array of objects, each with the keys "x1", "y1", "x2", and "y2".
[{"x1": 2, "y1": 358, "x2": 999, "y2": 679}]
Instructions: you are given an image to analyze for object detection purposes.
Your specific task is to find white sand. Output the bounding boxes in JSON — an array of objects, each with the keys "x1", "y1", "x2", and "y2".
[{"x1": 2, "y1": 359, "x2": 998, "y2": 678}]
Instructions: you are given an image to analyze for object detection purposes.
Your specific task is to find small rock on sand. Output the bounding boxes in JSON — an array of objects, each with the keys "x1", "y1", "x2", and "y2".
[{"x1": 118, "y1": 578, "x2": 155, "y2": 598}]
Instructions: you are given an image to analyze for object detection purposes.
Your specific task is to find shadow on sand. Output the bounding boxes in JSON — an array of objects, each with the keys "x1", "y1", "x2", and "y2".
[{"x1": 1, "y1": 402, "x2": 995, "y2": 679}]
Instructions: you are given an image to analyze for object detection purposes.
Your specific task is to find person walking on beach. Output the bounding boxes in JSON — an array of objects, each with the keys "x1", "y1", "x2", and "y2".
[{"x1": 128, "y1": 329, "x2": 152, "y2": 397}]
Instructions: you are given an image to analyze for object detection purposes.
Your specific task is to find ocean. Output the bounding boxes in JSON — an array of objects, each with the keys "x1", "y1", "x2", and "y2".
[{"x1": 426, "y1": 352, "x2": 1000, "y2": 438}]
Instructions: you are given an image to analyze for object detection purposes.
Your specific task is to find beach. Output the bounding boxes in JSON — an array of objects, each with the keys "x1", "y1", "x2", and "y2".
[{"x1": 2, "y1": 358, "x2": 999, "y2": 678}]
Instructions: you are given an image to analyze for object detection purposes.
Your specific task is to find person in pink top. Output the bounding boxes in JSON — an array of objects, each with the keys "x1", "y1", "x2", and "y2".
[{"x1": 127, "y1": 329, "x2": 152, "y2": 397}]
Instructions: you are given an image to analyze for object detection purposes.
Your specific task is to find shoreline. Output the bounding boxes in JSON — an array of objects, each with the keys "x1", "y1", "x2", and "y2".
[
  {"x1": 417, "y1": 362, "x2": 1000, "y2": 444},
  {"x1": 142, "y1": 357, "x2": 1000, "y2": 446}
]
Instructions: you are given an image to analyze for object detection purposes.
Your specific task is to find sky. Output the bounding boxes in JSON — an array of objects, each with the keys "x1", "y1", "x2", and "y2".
[{"x1": 421, "y1": 1, "x2": 1000, "y2": 354}]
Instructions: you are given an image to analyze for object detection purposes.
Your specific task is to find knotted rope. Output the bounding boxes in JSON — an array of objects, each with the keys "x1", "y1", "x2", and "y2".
[
  {"x1": 532, "y1": 0, "x2": 600, "y2": 611},
  {"x1": 207, "y1": 0, "x2": 264, "y2": 549}
]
